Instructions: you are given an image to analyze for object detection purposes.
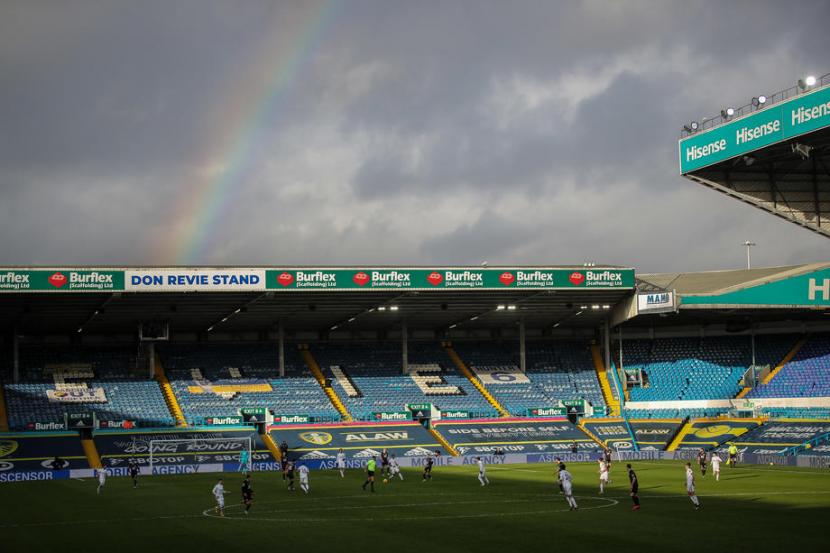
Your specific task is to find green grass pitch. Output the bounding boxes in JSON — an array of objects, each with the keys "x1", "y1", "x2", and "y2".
[{"x1": 1, "y1": 461, "x2": 828, "y2": 553}]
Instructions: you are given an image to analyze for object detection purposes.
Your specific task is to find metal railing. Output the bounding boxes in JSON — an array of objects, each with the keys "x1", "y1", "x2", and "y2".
[{"x1": 680, "y1": 72, "x2": 830, "y2": 138}]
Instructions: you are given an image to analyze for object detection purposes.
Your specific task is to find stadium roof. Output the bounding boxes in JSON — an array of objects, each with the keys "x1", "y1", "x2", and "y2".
[
  {"x1": 679, "y1": 74, "x2": 830, "y2": 238},
  {"x1": 0, "y1": 266, "x2": 635, "y2": 335}
]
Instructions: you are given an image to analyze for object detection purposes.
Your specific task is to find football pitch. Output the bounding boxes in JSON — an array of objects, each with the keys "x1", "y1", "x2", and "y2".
[{"x1": 1, "y1": 461, "x2": 828, "y2": 553}]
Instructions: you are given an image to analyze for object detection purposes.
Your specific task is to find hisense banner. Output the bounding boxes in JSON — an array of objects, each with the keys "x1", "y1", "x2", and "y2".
[{"x1": 679, "y1": 85, "x2": 830, "y2": 173}]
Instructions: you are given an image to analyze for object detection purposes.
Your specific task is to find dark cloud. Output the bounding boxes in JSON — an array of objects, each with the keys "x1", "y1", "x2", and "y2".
[{"x1": 0, "y1": 0, "x2": 829, "y2": 271}]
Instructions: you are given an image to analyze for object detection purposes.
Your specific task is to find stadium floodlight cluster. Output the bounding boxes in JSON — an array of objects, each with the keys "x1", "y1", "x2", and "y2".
[{"x1": 682, "y1": 72, "x2": 828, "y2": 136}]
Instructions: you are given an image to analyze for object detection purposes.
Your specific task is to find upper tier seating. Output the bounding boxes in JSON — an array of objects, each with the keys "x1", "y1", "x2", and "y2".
[
  {"x1": 621, "y1": 335, "x2": 798, "y2": 402},
  {"x1": 161, "y1": 343, "x2": 339, "y2": 424},
  {"x1": 3, "y1": 345, "x2": 174, "y2": 430},
  {"x1": 451, "y1": 340, "x2": 607, "y2": 416},
  {"x1": 747, "y1": 334, "x2": 830, "y2": 399},
  {"x1": 311, "y1": 342, "x2": 496, "y2": 420}
]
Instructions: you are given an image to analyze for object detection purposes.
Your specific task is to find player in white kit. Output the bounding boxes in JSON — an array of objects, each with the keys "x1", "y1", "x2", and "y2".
[
  {"x1": 685, "y1": 463, "x2": 701, "y2": 510},
  {"x1": 96, "y1": 467, "x2": 108, "y2": 495},
  {"x1": 336, "y1": 448, "x2": 346, "y2": 478},
  {"x1": 389, "y1": 454, "x2": 403, "y2": 481},
  {"x1": 298, "y1": 462, "x2": 310, "y2": 493},
  {"x1": 212, "y1": 478, "x2": 226, "y2": 517},
  {"x1": 558, "y1": 465, "x2": 578, "y2": 511},
  {"x1": 598, "y1": 458, "x2": 609, "y2": 494},
  {"x1": 710, "y1": 452, "x2": 722, "y2": 481},
  {"x1": 476, "y1": 457, "x2": 489, "y2": 486}
]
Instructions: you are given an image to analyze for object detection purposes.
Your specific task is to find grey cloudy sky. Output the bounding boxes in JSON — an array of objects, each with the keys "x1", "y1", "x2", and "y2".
[{"x1": 1, "y1": 0, "x2": 828, "y2": 272}]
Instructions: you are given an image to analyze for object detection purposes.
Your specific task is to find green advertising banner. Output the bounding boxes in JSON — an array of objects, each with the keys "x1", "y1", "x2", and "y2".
[
  {"x1": 526, "y1": 407, "x2": 567, "y2": 417},
  {"x1": 265, "y1": 268, "x2": 634, "y2": 291},
  {"x1": 681, "y1": 267, "x2": 830, "y2": 307},
  {"x1": 0, "y1": 270, "x2": 124, "y2": 292},
  {"x1": 272, "y1": 414, "x2": 311, "y2": 424},
  {"x1": 371, "y1": 411, "x2": 411, "y2": 422},
  {"x1": 679, "y1": 85, "x2": 830, "y2": 174},
  {"x1": 204, "y1": 415, "x2": 244, "y2": 426}
]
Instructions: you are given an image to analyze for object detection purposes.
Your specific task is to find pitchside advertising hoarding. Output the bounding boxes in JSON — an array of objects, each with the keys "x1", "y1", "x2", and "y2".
[
  {"x1": 0, "y1": 267, "x2": 635, "y2": 292},
  {"x1": 679, "y1": 84, "x2": 830, "y2": 174}
]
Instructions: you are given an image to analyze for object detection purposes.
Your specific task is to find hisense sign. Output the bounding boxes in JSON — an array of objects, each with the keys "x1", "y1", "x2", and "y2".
[{"x1": 680, "y1": 85, "x2": 830, "y2": 174}]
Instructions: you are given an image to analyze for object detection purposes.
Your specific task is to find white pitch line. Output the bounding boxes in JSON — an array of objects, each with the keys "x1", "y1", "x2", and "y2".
[
  {"x1": 202, "y1": 496, "x2": 619, "y2": 522},
  {"x1": 632, "y1": 461, "x2": 830, "y2": 476}
]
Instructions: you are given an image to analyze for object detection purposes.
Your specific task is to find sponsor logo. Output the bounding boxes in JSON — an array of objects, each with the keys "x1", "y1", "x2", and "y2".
[
  {"x1": 353, "y1": 271, "x2": 370, "y2": 286},
  {"x1": 99, "y1": 420, "x2": 135, "y2": 429},
  {"x1": 427, "y1": 271, "x2": 443, "y2": 286},
  {"x1": 295, "y1": 270, "x2": 337, "y2": 288},
  {"x1": 373, "y1": 412, "x2": 409, "y2": 422},
  {"x1": 693, "y1": 425, "x2": 747, "y2": 439},
  {"x1": 529, "y1": 407, "x2": 566, "y2": 417},
  {"x1": 515, "y1": 270, "x2": 554, "y2": 287},
  {"x1": 273, "y1": 415, "x2": 310, "y2": 424},
  {"x1": 345, "y1": 431, "x2": 410, "y2": 442},
  {"x1": 405, "y1": 447, "x2": 436, "y2": 456},
  {"x1": 0, "y1": 440, "x2": 19, "y2": 458},
  {"x1": 26, "y1": 421, "x2": 67, "y2": 431},
  {"x1": 277, "y1": 272, "x2": 294, "y2": 286},
  {"x1": 48, "y1": 272, "x2": 67, "y2": 288},
  {"x1": 369, "y1": 270, "x2": 411, "y2": 287},
  {"x1": 300, "y1": 450, "x2": 334, "y2": 460},
  {"x1": 204, "y1": 416, "x2": 243, "y2": 426},
  {"x1": 0, "y1": 461, "x2": 13, "y2": 471},
  {"x1": 585, "y1": 270, "x2": 624, "y2": 287},
  {"x1": 568, "y1": 272, "x2": 585, "y2": 286},
  {"x1": 441, "y1": 410, "x2": 470, "y2": 419},
  {"x1": 443, "y1": 270, "x2": 484, "y2": 288},
  {"x1": 299, "y1": 432, "x2": 333, "y2": 446},
  {"x1": 498, "y1": 272, "x2": 515, "y2": 286},
  {"x1": 0, "y1": 272, "x2": 31, "y2": 290},
  {"x1": 354, "y1": 448, "x2": 382, "y2": 458}
]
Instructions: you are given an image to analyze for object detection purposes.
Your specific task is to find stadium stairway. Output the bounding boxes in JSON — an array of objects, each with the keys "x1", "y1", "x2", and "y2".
[
  {"x1": 0, "y1": 383, "x2": 9, "y2": 432},
  {"x1": 262, "y1": 432, "x2": 283, "y2": 461},
  {"x1": 443, "y1": 344, "x2": 510, "y2": 417},
  {"x1": 761, "y1": 336, "x2": 808, "y2": 385},
  {"x1": 153, "y1": 354, "x2": 187, "y2": 427},
  {"x1": 81, "y1": 436, "x2": 102, "y2": 469},
  {"x1": 736, "y1": 336, "x2": 806, "y2": 398},
  {"x1": 300, "y1": 346, "x2": 352, "y2": 422},
  {"x1": 591, "y1": 345, "x2": 620, "y2": 415},
  {"x1": 577, "y1": 421, "x2": 607, "y2": 449},
  {"x1": 429, "y1": 427, "x2": 459, "y2": 456},
  {"x1": 666, "y1": 418, "x2": 693, "y2": 451}
]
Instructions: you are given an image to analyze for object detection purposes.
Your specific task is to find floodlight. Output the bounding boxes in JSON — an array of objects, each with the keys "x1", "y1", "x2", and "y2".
[
  {"x1": 751, "y1": 95, "x2": 767, "y2": 107},
  {"x1": 389, "y1": 305, "x2": 399, "y2": 311},
  {"x1": 690, "y1": 121, "x2": 699, "y2": 131},
  {"x1": 496, "y1": 305, "x2": 506, "y2": 311},
  {"x1": 377, "y1": 306, "x2": 387, "y2": 311},
  {"x1": 799, "y1": 76, "x2": 817, "y2": 90},
  {"x1": 507, "y1": 305, "x2": 517, "y2": 311},
  {"x1": 721, "y1": 107, "x2": 735, "y2": 119},
  {"x1": 591, "y1": 305, "x2": 600, "y2": 310}
]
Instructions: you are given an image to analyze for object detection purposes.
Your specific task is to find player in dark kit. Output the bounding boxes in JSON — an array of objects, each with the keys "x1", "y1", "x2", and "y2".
[
  {"x1": 627, "y1": 464, "x2": 640, "y2": 511},
  {"x1": 128, "y1": 460, "x2": 140, "y2": 488},
  {"x1": 241, "y1": 474, "x2": 254, "y2": 514},
  {"x1": 422, "y1": 455, "x2": 434, "y2": 482},
  {"x1": 697, "y1": 448, "x2": 708, "y2": 477},
  {"x1": 285, "y1": 461, "x2": 296, "y2": 491},
  {"x1": 381, "y1": 448, "x2": 390, "y2": 478}
]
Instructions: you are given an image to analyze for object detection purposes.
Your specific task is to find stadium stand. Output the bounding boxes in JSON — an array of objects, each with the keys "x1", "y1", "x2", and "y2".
[
  {"x1": 160, "y1": 343, "x2": 339, "y2": 424},
  {"x1": 620, "y1": 335, "x2": 798, "y2": 403},
  {"x1": 450, "y1": 340, "x2": 607, "y2": 416},
  {"x1": 3, "y1": 345, "x2": 174, "y2": 430},
  {"x1": 310, "y1": 342, "x2": 496, "y2": 420},
  {"x1": 746, "y1": 334, "x2": 830, "y2": 399}
]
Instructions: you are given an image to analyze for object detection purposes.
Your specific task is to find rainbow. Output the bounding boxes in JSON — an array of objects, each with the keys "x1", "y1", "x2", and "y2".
[{"x1": 158, "y1": 1, "x2": 337, "y2": 264}]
